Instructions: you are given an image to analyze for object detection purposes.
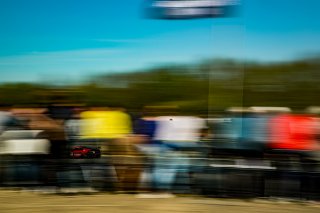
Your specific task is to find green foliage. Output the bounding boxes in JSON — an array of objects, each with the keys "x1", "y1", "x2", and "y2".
[{"x1": 1, "y1": 57, "x2": 320, "y2": 112}]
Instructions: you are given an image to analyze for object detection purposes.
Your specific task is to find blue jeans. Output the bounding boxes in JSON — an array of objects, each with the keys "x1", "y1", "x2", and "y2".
[{"x1": 137, "y1": 142, "x2": 200, "y2": 191}]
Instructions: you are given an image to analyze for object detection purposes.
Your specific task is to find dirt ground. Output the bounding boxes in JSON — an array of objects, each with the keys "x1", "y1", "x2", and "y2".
[{"x1": 0, "y1": 190, "x2": 319, "y2": 213}]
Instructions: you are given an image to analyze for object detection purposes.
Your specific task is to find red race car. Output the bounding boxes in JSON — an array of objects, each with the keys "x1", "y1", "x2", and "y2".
[{"x1": 70, "y1": 146, "x2": 101, "y2": 159}]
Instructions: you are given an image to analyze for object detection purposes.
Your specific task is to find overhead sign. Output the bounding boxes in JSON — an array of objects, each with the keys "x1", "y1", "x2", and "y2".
[{"x1": 146, "y1": 0, "x2": 240, "y2": 19}]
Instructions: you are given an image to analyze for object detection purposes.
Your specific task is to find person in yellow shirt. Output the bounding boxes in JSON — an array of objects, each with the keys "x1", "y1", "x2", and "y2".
[
  {"x1": 103, "y1": 107, "x2": 142, "y2": 191},
  {"x1": 80, "y1": 107, "x2": 108, "y2": 140},
  {"x1": 80, "y1": 106, "x2": 139, "y2": 191},
  {"x1": 80, "y1": 107, "x2": 132, "y2": 140},
  {"x1": 103, "y1": 107, "x2": 132, "y2": 139}
]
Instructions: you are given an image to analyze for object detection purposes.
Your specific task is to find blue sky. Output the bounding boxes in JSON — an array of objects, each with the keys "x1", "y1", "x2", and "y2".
[{"x1": 0, "y1": 0, "x2": 320, "y2": 83}]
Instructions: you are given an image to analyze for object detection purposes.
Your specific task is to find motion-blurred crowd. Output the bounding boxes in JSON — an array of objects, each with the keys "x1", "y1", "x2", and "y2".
[{"x1": 0, "y1": 105, "x2": 319, "y2": 199}]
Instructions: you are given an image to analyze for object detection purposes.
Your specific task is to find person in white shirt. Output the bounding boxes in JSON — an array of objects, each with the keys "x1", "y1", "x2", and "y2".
[{"x1": 148, "y1": 113, "x2": 206, "y2": 195}]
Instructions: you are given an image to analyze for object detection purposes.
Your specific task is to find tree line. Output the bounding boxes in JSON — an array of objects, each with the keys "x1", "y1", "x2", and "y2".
[{"x1": 1, "y1": 57, "x2": 320, "y2": 114}]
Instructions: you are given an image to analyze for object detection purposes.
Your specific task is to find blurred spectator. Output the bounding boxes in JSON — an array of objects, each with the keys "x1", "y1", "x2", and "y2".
[
  {"x1": 103, "y1": 107, "x2": 140, "y2": 191},
  {"x1": 80, "y1": 107, "x2": 109, "y2": 141},
  {"x1": 154, "y1": 115, "x2": 205, "y2": 144},
  {"x1": 0, "y1": 105, "x2": 23, "y2": 134},
  {"x1": 133, "y1": 107, "x2": 158, "y2": 144},
  {"x1": 79, "y1": 106, "x2": 138, "y2": 190},
  {"x1": 137, "y1": 107, "x2": 206, "y2": 197},
  {"x1": 104, "y1": 107, "x2": 132, "y2": 140},
  {"x1": 11, "y1": 107, "x2": 67, "y2": 188},
  {"x1": 47, "y1": 104, "x2": 73, "y2": 121},
  {"x1": 133, "y1": 107, "x2": 159, "y2": 191},
  {"x1": 79, "y1": 105, "x2": 132, "y2": 151},
  {"x1": 64, "y1": 107, "x2": 83, "y2": 142},
  {"x1": 11, "y1": 108, "x2": 65, "y2": 144},
  {"x1": 269, "y1": 114, "x2": 319, "y2": 151}
]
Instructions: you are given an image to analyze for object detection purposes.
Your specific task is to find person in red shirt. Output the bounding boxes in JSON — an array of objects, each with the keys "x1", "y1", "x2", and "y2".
[{"x1": 269, "y1": 114, "x2": 319, "y2": 151}]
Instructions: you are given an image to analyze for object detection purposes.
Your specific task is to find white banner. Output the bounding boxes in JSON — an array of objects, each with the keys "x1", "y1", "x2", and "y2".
[{"x1": 147, "y1": 0, "x2": 240, "y2": 19}]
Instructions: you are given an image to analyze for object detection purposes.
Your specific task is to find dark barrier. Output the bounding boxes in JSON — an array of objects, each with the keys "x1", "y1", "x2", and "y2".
[
  {"x1": 0, "y1": 155, "x2": 47, "y2": 186},
  {"x1": 54, "y1": 157, "x2": 116, "y2": 191},
  {"x1": 1, "y1": 155, "x2": 319, "y2": 200},
  {"x1": 193, "y1": 158, "x2": 320, "y2": 200},
  {"x1": 193, "y1": 162, "x2": 267, "y2": 197}
]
